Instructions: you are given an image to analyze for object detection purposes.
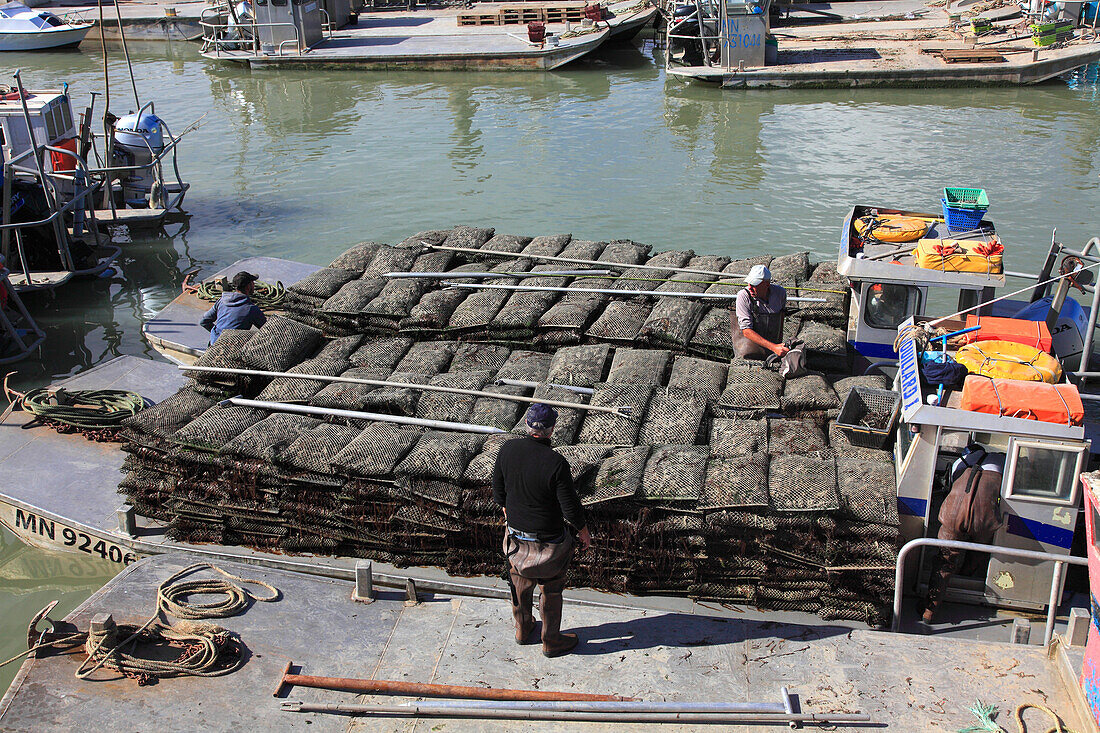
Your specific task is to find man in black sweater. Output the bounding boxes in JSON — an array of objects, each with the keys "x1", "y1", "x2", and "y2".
[{"x1": 493, "y1": 404, "x2": 591, "y2": 657}]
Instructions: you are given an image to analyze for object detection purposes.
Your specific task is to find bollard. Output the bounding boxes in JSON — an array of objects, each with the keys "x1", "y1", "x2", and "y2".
[
  {"x1": 405, "y1": 578, "x2": 420, "y2": 606},
  {"x1": 116, "y1": 504, "x2": 136, "y2": 537},
  {"x1": 1067, "y1": 608, "x2": 1090, "y2": 647},
  {"x1": 1012, "y1": 618, "x2": 1032, "y2": 645},
  {"x1": 353, "y1": 560, "x2": 374, "y2": 604}
]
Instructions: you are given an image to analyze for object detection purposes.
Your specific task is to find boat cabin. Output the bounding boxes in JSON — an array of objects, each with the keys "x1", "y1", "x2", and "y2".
[
  {"x1": 892, "y1": 317, "x2": 1089, "y2": 611},
  {"x1": 0, "y1": 89, "x2": 76, "y2": 173}
]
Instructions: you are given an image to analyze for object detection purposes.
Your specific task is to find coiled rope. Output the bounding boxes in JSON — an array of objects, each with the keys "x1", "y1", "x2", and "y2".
[
  {"x1": 18, "y1": 387, "x2": 147, "y2": 430},
  {"x1": 186, "y1": 274, "x2": 286, "y2": 309},
  {"x1": 5, "y1": 562, "x2": 279, "y2": 686}
]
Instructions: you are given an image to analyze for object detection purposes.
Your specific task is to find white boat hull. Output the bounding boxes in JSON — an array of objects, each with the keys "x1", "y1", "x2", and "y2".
[{"x1": 0, "y1": 23, "x2": 89, "y2": 50}]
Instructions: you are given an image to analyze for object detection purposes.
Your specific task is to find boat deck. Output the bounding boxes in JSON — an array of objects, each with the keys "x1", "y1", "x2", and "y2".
[
  {"x1": 0, "y1": 551, "x2": 1091, "y2": 731},
  {"x1": 142, "y1": 256, "x2": 321, "y2": 364}
]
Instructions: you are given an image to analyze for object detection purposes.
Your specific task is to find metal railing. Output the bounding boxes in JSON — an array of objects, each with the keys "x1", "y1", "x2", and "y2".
[{"x1": 892, "y1": 537, "x2": 1088, "y2": 647}]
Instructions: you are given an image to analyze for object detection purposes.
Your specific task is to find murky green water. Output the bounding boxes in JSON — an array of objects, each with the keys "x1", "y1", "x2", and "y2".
[{"x1": 0, "y1": 35, "x2": 1096, "y2": 697}]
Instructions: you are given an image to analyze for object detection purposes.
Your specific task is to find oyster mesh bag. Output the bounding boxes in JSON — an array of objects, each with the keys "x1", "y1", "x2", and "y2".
[
  {"x1": 478, "y1": 232, "x2": 530, "y2": 254},
  {"x1": 769, "y1": 453, "x2": 839, "y2": 512},
  {"x1": 837, "y1": 456, "x2": 899, "y2": 526},
  {"x1": 173, "y1": 406, "x2": 266, "y2": 452},
  {"x1": 361, "y1": 280, "x2": 430, "y2": 324},
  {"x1": 349, "y1": 337, "x2": 414, "y2": 371},
  {"x1": 718, "y1": 368, "x2": 781, "y2": 411},
  {"x1": 395, "y1": 341, "x2": 455, "y2": 374},
  {"x1": 330, "y1": 423, "x2": 422, "y2": 477},
  {"x1": 538, "y1": 293, "x2": 607, "y2": 330},
  {"x1": 584, "y1": 446, "x2": 650, "y2": 506},
  {"x1": 554, "y1": 444, "x2": 614, "y2": 486},
  {"x1": 290, "y1": 267, "x2": 360, "y2": 300},
  {"x1": 614, "y1": 249, "x2": 693, "y2": 292},
  {"x1": 576, "y1": 383, "x2": 653, "y2": 445},
  {"x1": 450, "y1": 343, "x2": 511, "y2": 373},
  {"x1": 547, "y1": 343, "x2": 610, "y2": 387},
  {"x1": 463, "y1": 433, "x2": 523, "y2": 485},
  {"x1": 256, "y1": 356, "x2": 349, "y2": 403},
  {"x1": 687, "y1": 307, "x2": 733, "y2": 360},
  {"x1": 668, "y1": 356, "x2": 727, "y2": 400},
  {"x1": 278, "y1": 423, "x2": 362, "y2": 475},
  {"x1": 700, "y1": 453, "x2": 770, "y2": 510},
  {"x1": 495, "y1": 350, "x2": 552, "y2": 383},
  {"x1": 192, "y1": 329, "x2": 253, "y2": 377},
  {"x1": 241, "y1": 316, "x2": 324, "y2": 372},
  {"x1": 359, "y1": 371, "x2": 431, "y2": 416},
  {"x1": 768, "y1": 252, "x2": 810, "y2": 286},
  {"x1": 122, "y1": 387, "x2": 219, "y2": 439},
  {"x1": 400, "y1": 286, "x2": 473, "y2": 333},
  {"x1": 315, "y1": 335, "x2": 364, "y2": 362},
  {"x1": 520, "y1": 234, "x2": 571, "y2": 258},
  {"x1": 395, "y1": 431, "x2": 480, "y2": 482},
  {"x1": 467, "y1": 385, "x2": 526, "y2": 431},
  {"x1": 797, "y1": 320, "x2": 849, "y2": 372},
  {"x1": 585, "y1": 301, "x2": 653, "y2": 344},
  {"x1": 362, "y1": 244, "x2": 421, "y2": 279},
  {"x1": 221, "y1": 413, "x2": 321, "y2": 462},
  {"x1": 638, "y1": 445, "x2": 708, "y2": 503},
  {"x1": 638, "y1": 297, "x2": 705, "y2": 350},
  {"x1": 639, "y1": 387, "x2": 706, "y2": 445},
  {"x1": 782, "y1": 374, "x2": 841, "y2": 413},
  {"x1": 558, "y1": 238, "x2": 606, "y2": 261},
  {"x1": 310, "y1": 366, "x2": 390, "y2": 410},
  {"x1": 321, "y1": 278, "x2": 386, "y2": 315},
  {"x1": 413, "y1": 370, "x2": 493, "y2": 423},
  {"x1": 769, "y1": 417, "x2": 828, "y2": 455},
  {"x1": 606, "y1": 349, "x2": 670, "y2": 387},
  {"x1": 329, "y1": 241, "x2": 385, "y2": 272},
  {"x1": 710, "y1": 417, "x2": 768, "y2": 458},
  {"x1": 600, "y1": 239, "x2": 651, "y2": 265}
]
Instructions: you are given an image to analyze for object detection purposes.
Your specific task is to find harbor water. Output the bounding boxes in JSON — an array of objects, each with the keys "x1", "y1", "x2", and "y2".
[{"x1": 0, "y1": 36, "x2": 1097, "y2": 695}]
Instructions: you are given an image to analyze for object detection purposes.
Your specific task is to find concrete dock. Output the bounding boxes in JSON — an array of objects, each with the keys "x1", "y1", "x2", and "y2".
[{"x1": 0, "y1": 552, "x2": 1092, "y2": 731}]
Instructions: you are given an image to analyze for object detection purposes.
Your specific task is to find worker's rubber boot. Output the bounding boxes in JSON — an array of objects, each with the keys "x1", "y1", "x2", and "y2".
[
  {"x1": 539, "y1": 577, "x2": 578, "y2": 658},
  {"x1": 509, "y1": 568, "x2": 537, "y2": 645}
]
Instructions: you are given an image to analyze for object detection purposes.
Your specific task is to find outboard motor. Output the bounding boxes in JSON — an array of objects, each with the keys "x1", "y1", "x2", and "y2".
[{"x1": 112, "y1": 110, "x2": 165, "y2": 209}]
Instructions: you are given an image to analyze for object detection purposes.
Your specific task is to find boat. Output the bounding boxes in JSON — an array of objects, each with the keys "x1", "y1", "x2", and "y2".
[
  {"x1": 663, "y1": 0, "x2": 1100, "y2": 88},
  {"x1": 602, "y1": 0, "x2": 659, "y2": 43},
  {"x1": 199, "y1": 1, "x2": 613, "y2": 70},
  {"x1": 0, "y1": 2, "x2": 91, "y2": 51}
]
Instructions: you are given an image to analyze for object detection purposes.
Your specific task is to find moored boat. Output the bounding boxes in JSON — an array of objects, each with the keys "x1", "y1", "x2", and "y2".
[{"x1": 0, "y1": 2, "x2": 91, "y2": 51}]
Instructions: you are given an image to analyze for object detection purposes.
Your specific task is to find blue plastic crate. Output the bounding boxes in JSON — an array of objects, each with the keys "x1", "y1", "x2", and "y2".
[{"x1": 941, "y1": 199, "x2": 987, "y2": 232}]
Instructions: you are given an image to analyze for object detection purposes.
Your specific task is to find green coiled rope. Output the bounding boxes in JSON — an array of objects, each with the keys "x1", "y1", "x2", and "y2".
[
  {"x1": 20, "y1": 388, "x2": 148, "y2": 430},
  {"x1": 194, "y1": 278, "x2": 286, "y2": 309}
]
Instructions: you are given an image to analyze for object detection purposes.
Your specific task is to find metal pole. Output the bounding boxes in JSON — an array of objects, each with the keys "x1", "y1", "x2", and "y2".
[
  {"x1": 222, "y1": 397, "x2": 506, "y2": 434},
  {"x1": 357, "y1": 700, "x2": 788, "y2": 713},
  {"x1": 495, "y1": 378, "x2": 595, "y2": 396},
  {"x1": 185, "y1": 366, "x2": 630, "y2": 417},
  {"x1": 280, "y1": 701, "x2": 871, "y2": 724},
  {"x1": 441, "y1": 281, "x2": 826, "y2": 303},
  {"x1": 1077, "y1": 238, "x2": 1100, "y2": 373},
  {"x1": 891, "y1": 538, "x2": 1087, "y2": 635},
  {"x1": 1045, "y1": 561, "x2": 1065, "y2": 647},
  {"x1": 428, "y1": 244, "x2": 746, "y2": 280},
  {"x1": 384, "y1": 270, "x2": 614, "y2": 279}
]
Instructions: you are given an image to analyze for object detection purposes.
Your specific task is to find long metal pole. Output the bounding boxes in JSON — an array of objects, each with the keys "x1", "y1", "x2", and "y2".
[
  {"x1": 222, "y1": 397, "x2": 506, "y2": 434},
  {"x1": 428, "y1": 243, "x2": 746, "y2": 279},
  {"x1": 1076, "y1": 237, "x2": 1100, "y2": 373},
  {"x1": 361, "y1": 700, "x2": 788, "y2": 713},
  {"x1": 281, "y1": 701, "x2": 871, "y2": 724},
  {"x1": 494, "y1": 378, "x2": 595, "y2": 396},
  {"x1": 186, "y1": 366, "x2": 630, "y2": 417},
  {"x1": 891, "y1": 538, "x2": 1086, "y2": 636},
  {"x1": 384, "y1": 270, "x2": 613, "y2": 279},
  {"x1": 441, "y1": 281, "x2": 826, "y2": 303},
  {"x1": 278, "y1": 673, "x2": 635, "y2": 701}
]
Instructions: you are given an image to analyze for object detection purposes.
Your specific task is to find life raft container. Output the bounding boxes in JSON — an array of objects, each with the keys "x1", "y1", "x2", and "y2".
[
  {"x1": 963, "y1": 315, "x2": 1052, "y2": 352},
  {"x1": 954, "y1": 340, "x2": 1062, "y2": 384},
  {"x1": 854, "y1": 216, "x2": 930, "y2": 243},
  {"x1": 959, "y1": 376, "x2": 1083, "y2": 426},
  {"x1": 914, "y1": 237, "x2": 1004, "y2": 275}
]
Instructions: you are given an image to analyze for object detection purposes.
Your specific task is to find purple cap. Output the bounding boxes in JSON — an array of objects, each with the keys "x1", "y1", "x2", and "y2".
[{"x1": 525, "y1": 403, "x2": 558, "y2": 430}]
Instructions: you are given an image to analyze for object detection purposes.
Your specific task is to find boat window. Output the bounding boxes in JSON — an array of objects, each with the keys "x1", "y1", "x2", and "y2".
[
  {"x1": 864, "y1": 283, "x2": 920, "y2": 330},
  {"x1": 60, "y1": 98, "x2": 72, "y2": 132},
  {"x1": 43, "y1": 14, "x2": 63, "y2": 26},
  {"x1": 1003, "y1": 440, "x2": 1086, "y2": 505},
  {"x1": 45, "y1": 104, "x2": 60, "y2": 141}
]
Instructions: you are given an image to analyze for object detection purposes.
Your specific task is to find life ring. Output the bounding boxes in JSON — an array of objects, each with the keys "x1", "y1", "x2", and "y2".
[
  {"x1": 854, "y1": 216, "x2": 930, "y2": 243},
  {"x1": 954, "y1": 340, "x2": 1063, "y2": 384}
]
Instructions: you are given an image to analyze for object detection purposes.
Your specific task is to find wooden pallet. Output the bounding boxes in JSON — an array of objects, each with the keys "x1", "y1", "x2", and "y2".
[
  {"x1": 936, "y1": 49, "x2": 1007, "y2": 63},
  {"x1": 501, "y1": 6, "x2": 547, "y2": 22},
  {"x1": 545, "y1": 7, "x2": 586, "y2": 22},
  {"x1": 457, "y1": 12, "x2": 501, "y2": 25}
]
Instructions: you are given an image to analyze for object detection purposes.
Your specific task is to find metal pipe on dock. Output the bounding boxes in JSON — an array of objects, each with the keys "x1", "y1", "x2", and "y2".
[
  {"x1": 384, "y1": 270, "x2": 613, "y2": 279},
  {"x1": 185, "y1": 366, "x2": 630, "y2": 416},
  {"x1": 440, "y1": 281, "x2": 826, "y2": 302},
  {"x1": 221, "y1": 397, "x2": 506, "y2": 434},
  {"x1": 494, "y1": 378, "x2": 595, "y2": 395},
  {"x1": 280, "y1": 701, "x2": 871, "y2": 724}
]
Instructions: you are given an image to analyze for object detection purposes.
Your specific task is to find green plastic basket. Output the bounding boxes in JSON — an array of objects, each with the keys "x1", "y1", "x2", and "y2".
[{"x1": 943, "y1": 187, "x2": 989, "y2": 210}]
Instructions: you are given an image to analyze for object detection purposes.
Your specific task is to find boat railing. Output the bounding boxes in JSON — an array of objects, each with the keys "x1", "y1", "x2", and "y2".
[
  {"x1": 199, "y1": 7, "x2": 308, "y2": 58},
  {"x1": 0, "y1": 266, "x2": 45, "y2": 364},
  {"x1": 892, "y1": 537, "x2": 1087, "y2": 647}
]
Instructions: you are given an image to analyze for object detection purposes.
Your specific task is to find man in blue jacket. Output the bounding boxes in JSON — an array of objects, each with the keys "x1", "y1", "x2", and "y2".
[{"x1": 200, "y1": 271, "x2": 267, "y2": 345}]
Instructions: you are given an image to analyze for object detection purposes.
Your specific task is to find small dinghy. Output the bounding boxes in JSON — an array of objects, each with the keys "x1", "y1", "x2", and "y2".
[{"x1": 0, "y1": 2, "x2": 91, "y2": 51}]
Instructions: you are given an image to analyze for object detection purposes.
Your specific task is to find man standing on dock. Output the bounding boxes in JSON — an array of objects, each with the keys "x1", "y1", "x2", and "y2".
[
  {"x1": 731, "y1": 264, "x2": 788, "y2": 359},
  {"x1": 199, "y1": 271, "x2": 268, "y2": 345},
  {"x1": 493, "y1": 404, "x2": 591, "y2": 658}
]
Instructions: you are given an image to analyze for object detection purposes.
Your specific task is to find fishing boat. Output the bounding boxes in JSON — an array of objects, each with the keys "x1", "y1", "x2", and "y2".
[{"x1": 0, "y1": 3, "x2": 91, "y2": 51}]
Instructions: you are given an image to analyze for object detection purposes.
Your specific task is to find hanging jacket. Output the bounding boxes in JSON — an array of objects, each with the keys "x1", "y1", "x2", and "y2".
[
  {"x1": 200, "y1": 292, "x2": 266, "y2": 345},
  {"x1": 937, "y1": 464, "x2": 1004, "y2": 543}
]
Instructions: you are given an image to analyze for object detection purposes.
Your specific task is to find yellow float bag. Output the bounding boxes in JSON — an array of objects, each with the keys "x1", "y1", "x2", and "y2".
[
  {"x1": 914, "y1": 238, "x2": 1004, "y2": 275},
  {"x1": 954, "y1": 340, "x2": 1062, "y2": 383},
  {"x1": 854, "y1": 216, "x2": 929, "y2": 243}
]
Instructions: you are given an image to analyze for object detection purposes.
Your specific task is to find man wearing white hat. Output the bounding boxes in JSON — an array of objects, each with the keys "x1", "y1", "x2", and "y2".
[{"x1": 731, "y1": 264, "x2": 788, "y2": 359}]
